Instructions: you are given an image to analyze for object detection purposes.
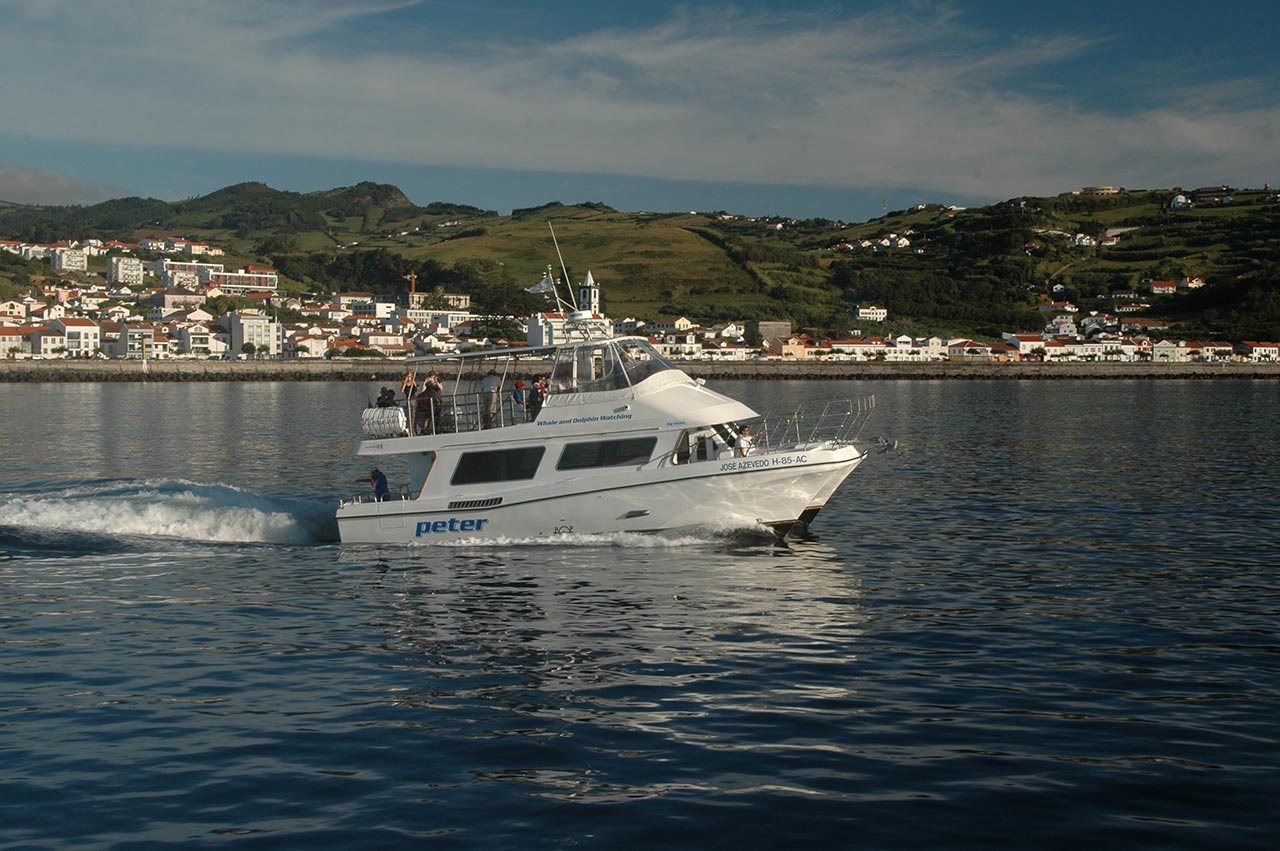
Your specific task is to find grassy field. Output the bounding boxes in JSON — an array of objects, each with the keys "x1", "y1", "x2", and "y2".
[{"x1": 402, "y1": 212, "x2": 760, "y2": 317}]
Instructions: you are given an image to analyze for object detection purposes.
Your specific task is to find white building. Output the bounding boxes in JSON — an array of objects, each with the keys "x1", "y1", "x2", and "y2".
[
  {"x1": 172, "y1": 324, "x2": 218, "y2": 356},
  {"x1": 526, "y1": 312, "x2": 614, "y2": 347},
  {"x1": 51, "y1": 317, "x2": 101, "y2": 356},
  {"x1": 51, "y1": 247, "x2": 88, "y2": 273},
  {"x1": 202, "y1": 265, "x2": 278, "y2": 293},
  {"x1": 285, "y1": 333, "x2": 332, "y2": 358},
  {"x1": 224, "y1": 310, "x2": 282, "y2": 357},
  {"x1": 424, "y1": 310, "x2": 473, "y2": 332},
  {"x1": 29, "y1": 326, "x2": 67, "y2": 357},
  {"x1": 350, "y1": 300, "x2": 399, "y2": 321},
  {"x1": 148, "y1": 259, "x2": 224, "y2": 287},
  {"x1": 108, "y1": 256, "x2": 145, "y2": 286},
  {"x1": 1237, "y1": 341, "x2": 1279, "y2": 361},
  {"x1": 856, "y1": 305, "x2": 888, "y2": 322}
]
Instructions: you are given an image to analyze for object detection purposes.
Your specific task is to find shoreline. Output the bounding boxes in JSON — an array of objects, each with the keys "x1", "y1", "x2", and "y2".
[{"x1": 4, "y1": 359, "x2": 1280, "y2": 382}]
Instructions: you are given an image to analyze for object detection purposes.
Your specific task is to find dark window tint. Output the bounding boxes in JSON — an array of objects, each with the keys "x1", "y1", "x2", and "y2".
[
  {"x1": 557, "y1": 437, "x2": 658, "y2": 470},
  {"x1": 451, "y1": 447, "x2": 545, "y2": 485}
]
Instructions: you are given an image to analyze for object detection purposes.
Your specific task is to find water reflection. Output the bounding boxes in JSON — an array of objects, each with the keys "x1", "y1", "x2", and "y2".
[{"x1": 357, "y1": 539, "x2": 869, "y2": 800}]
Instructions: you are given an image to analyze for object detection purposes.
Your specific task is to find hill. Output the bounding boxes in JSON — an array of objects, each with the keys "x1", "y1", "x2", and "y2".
[{"x1": 2, "y1": 182, "x2": 1278, "y2": 339}]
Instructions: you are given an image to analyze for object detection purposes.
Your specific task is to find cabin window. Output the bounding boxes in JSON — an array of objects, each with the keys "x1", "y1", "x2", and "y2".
[
  {"x1": 557, "y1": 437, "x2": 659, "y2": 470},
  {"x1": 451, "y1": 447, "x2": 545, "y2": 485},
  {"x1": 615, "y1": 338, "x2": 675, "y2": 385},
  {"x1": 548, "y1": 338, "x2": 675, "y2": 393}
]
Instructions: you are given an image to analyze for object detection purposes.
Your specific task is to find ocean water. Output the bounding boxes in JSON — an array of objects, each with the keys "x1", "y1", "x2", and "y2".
[{"x1": 2, "y1": 379, "x2": 1278, "y2": 849}]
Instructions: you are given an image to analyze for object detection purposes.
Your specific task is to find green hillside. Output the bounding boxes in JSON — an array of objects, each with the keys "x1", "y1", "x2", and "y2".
[{"x1": 2, "y1": 182, "x2": 1278, "y2": 338}]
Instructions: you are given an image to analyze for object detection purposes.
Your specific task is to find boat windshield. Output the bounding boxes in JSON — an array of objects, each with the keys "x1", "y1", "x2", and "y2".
[{"x1": 550, "y1": 338, "x2": 675, "y2": 393}]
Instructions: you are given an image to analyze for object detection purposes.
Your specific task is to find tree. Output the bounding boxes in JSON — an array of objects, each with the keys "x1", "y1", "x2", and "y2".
[{"x1": 241, "y1": 342, "x2": 256, "y2": 357}]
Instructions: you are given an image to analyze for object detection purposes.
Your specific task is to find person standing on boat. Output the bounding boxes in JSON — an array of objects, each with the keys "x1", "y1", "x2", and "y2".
[
  {"x1": 512, "y1": 380, "x2": 527, "y2": 419},
  {"x1": 414, "y1": 381, "x2": 433, "y2": 434},
  {"x1": 527, "y1": 376, "x2": 546, "y2": 420},
  {"x1": 401, "y1": 371, "x2": 418, "y2": 400},
  {"x1": 401, "y1": 372, "x2": 420, "y2": 433},
  {"x1": 424, "y1": 372, "x2": 444, "y2": 432},
  {"x1": 481, "y1": 369, "x2": 502, "y2": 428},
  {"x1": 735, "y1": 425, "x2": 754, "y2": 456}
]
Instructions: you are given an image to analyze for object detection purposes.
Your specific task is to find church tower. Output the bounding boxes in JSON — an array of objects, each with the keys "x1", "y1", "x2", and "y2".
[{"x1": 578, "y1": 270, "x2": 601, "y2": 315}]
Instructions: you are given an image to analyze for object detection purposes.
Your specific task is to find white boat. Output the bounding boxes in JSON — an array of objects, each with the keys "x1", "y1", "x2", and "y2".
[{"x1": 336, "y1": 326, "x2": 875, "y2": 544}]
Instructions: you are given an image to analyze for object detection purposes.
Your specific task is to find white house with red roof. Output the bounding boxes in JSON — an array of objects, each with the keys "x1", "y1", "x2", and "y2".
[
  {"x1": 1236, "y1": 341, "x2": 1279, "y2": 361},
  {"x1": 335, "y1": 291, "x2": 375, "y2": 307},
  {"x1": 51, "y1": 317, "x2": 101, "y2": 357},
  {"x1": 287, "y1": 334, "x2": 333, "y2": 358},
  {"x1": 24, "y1": 325, "x2": 65, "y2": 357},
  {"x1": 947, "y1": 339, "x2": 993, "y2": 360},
  {"x1": 699, "y1": 340, "x2": 753, "y2": 360},
  {"x1": 0, "y1": 326, "x2": 25, "y2": 356},
  {"x1": 1037, "y1": 301, "x2": 1078, "y2": 313},
  {"x1": 828, "y1": 336, "x2": 885, "y2": 360},
  {"x1": 1002, "y1": 333, "x2": 1048, "y2": 356},
  {"x1": 0, "y1": 299, "x2": 27, "y2": 321},
  {"x1": 360, "y1": 331, "x2": 413, "y2": 356}
]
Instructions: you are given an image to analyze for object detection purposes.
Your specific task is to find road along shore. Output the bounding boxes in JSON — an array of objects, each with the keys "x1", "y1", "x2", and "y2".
[{"x1": 4, "y1": 359, "x2": 1279, "y2": 382}]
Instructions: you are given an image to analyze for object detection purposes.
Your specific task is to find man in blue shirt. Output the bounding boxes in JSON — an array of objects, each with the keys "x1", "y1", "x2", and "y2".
[{"x1": 369, "y1": 468, "x2": 391, "y2": 501}]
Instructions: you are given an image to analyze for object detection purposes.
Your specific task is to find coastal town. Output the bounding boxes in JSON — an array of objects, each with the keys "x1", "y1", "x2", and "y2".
[{"x1": 2, "y1": 233, "x2": 1277, "y2": 365}]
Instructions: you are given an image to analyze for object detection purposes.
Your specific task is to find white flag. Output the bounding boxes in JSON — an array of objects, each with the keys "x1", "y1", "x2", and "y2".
[{"x1": 526, "y1": 275, "x2": 556, "y2": 294}]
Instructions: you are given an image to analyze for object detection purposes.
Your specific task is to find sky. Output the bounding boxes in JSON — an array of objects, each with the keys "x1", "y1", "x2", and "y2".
[{"x1": 1, "y1": 0, "x2": 1277, "y2": 222}]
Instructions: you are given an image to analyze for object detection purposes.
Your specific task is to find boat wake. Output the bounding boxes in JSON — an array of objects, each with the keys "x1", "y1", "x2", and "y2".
[
  {"x1": 427, "y1": 523, "x2": 781, "y2": 549},
  {"x1": 0, "y1": 478, "x2": 337, "y2": 546}
]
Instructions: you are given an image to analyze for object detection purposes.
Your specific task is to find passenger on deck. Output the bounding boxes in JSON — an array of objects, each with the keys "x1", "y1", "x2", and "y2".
[
  {"x1": 527, "y1": 376, "x2": 546, "y2": 420},
  {"x1": 401, "y1": 372, "x2": 418, "y2": 400},
  {"x1": 424, "y1": 372, "x2": 443, "y2": 431},
  {"x1": 401, "y1": 373, "x2": 419, "y2": 429},
  {"x1": 735, "y1": 425, "x2": 754, "y2": 456},
  {"x1": 481, "y1": 369, "x2": 502, "y2": 428},
  {"x1": 376, "y1": 387, "x2": 396, "y2": 407},
  {"x1": 414, "y1": 381, "x2": 433, "y2": 434},
  {"x1": 512, "y1": 380, "x2": 527, "y2": 418},
  {"x1": 366, "y1": 468, "x2": 391, "y2": 501}
]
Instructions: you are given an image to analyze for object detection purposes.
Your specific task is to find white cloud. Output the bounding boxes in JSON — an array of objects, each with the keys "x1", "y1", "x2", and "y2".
[{"x1": 2, "y1": 1, "x2": 1277, "y2": 200}]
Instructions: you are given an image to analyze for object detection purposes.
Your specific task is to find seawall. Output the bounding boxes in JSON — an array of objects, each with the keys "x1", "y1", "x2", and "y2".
[{"x1": 4, "y1": 359, "x2": 1280, "y2": 382}]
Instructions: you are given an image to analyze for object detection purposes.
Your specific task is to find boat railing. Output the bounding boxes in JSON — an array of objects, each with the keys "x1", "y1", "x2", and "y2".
[
  {"x1": 755, "y1": 396, "x2": 876, "y2": 453},
  {"x1": 398, "y1": 392, "x2": 539, "y2": 437},
  {"x1": 340, "y1": 483, "x2": 413, "y2": 507}
]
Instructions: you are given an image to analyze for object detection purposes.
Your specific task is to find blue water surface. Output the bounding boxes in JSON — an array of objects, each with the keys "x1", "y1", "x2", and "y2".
[{"x1": 1, "y1": 380, "x2": 1278, "y2": 849}]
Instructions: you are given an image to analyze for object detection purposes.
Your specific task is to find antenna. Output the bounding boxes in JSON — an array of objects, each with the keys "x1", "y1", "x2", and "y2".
[{"x1": 548, "y1": 221, "x2": 579, "y2": 310}]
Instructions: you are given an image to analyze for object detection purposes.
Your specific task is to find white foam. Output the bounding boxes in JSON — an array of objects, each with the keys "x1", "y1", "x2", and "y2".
[
  {"x1": 0, "y1": 479, "x2": 333, "y2": 544},
  {"x1": 428, "y1": 524, "x2": 775, "y2": 549}
]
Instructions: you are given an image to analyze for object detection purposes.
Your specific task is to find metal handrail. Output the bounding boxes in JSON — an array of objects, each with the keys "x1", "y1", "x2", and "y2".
[{"x1": 754, "y1": 396, "x2": 876, "y2": 454}]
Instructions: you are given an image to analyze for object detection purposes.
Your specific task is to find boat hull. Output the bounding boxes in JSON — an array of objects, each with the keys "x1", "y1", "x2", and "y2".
[{"x1": 337, "y1": 446, "x2": 864, "y2": 544}]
